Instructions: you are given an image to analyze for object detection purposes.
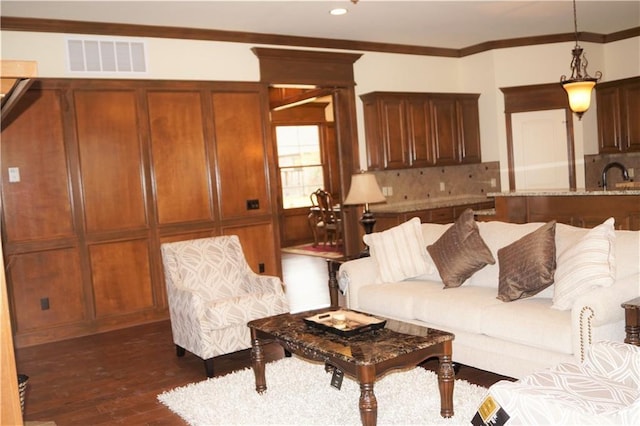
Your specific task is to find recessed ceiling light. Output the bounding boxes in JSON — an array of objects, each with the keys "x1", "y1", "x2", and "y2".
[{"x1": 330, "y1": 8, "x2": 348, "y2": 16}]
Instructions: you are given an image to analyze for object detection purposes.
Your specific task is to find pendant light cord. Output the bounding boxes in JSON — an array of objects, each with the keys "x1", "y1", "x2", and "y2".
[{"x1": 572, "y1": 0, "x2": 579, "y2": 46}]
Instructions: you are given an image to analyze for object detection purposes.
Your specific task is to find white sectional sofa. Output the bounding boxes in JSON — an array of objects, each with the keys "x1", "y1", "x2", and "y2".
[{"x1": 338, "y1": 212, "x2": 640, "y2": 379}]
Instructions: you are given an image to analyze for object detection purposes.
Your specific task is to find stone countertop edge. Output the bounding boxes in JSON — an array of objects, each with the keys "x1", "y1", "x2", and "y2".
[
  {"x1": 488, "y1": 190, "x2": 640, "y2": 197},
  {"x1": 370, "y1": 195, "x2": 491, "y2": 213}
]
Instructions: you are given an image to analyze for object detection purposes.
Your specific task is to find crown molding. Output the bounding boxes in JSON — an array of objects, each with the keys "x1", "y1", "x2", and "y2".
[{"x1": 1, "y1": 16, "x2": 638, "y2": 58}]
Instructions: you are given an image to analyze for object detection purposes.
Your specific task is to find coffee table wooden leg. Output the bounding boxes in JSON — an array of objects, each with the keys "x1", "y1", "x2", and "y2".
[
  {"x1": 250, "y1": 330, "x2": 267, "y2": 394},
  {"x1": 357, "y1": 365, "x2": 378, "y2": 426},
  {"x1": 437, "y1": 340, "x2": 455, "y2": 418}
]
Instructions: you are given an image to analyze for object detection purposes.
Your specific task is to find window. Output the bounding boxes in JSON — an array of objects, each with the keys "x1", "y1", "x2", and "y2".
[{"x1": 276, "y1": 125, "x2": 324, "y2": 209}]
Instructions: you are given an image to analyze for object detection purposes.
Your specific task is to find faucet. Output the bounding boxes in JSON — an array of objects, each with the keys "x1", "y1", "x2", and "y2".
[{"x1": 601, "y1": 162, "x2": 630, "y2": 190}]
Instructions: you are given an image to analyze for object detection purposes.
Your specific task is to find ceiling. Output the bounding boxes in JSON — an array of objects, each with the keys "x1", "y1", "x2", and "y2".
[{"x1": 1, "y1": 1, "x2": 639, "y2": 50}]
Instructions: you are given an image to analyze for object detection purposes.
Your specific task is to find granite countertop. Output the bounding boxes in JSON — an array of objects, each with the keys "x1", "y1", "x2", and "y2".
[
  {"x1": 371, "y1": 195, "x2": 491, "y2": 213},
  {"x1": 488, "y1": 189, "x2": 640, "y2": 197}
]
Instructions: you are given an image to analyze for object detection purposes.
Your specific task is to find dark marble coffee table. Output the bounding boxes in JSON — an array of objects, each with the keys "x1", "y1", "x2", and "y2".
[{"x1": 248, "y1": 309, "x2": 455, "y2": 426}]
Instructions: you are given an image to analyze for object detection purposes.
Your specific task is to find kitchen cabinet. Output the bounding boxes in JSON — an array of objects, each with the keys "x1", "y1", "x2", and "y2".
[
  {"x1": 596, "y1": 76, "x2": 640, "y2": 153},
  {"x1": 492, "y1": 192, "x2": 640, "y2": 231},
  {"x1": 374, "y1": 200, "x2": 494, "y2": 232},
  {"x1": 361, "y1": 91, "x2": 481, "y2": 170},
  {"x1": 361, "y1": 93, "x2": 433, "y2": 169}
]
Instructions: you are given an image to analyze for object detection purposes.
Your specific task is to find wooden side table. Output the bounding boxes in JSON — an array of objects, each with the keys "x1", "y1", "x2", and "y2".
[
  {"x1": 326, "y1": 255, "x2": 361, "y2": 308},
  {"x1": 621, "y1": 297, "x2": 640, "y2": 346}
]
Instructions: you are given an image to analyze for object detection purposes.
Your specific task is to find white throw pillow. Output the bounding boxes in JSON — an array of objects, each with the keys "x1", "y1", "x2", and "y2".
[
  {"x1": 363, "y1": 217, "x2": 433, "y2": 283},
  {"x1": 552, "y1": 218, "x2": 616, "y2": 311}
]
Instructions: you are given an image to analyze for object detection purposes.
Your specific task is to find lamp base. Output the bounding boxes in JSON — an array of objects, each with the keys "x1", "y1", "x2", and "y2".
[{"x1": 358, "y1": 210, "x2": 377, "y2": 258}]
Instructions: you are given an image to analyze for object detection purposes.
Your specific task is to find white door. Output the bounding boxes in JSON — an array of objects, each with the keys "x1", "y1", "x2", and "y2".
[{"x1": 512, "y1": 109, "x2": 570, "y2": 190}]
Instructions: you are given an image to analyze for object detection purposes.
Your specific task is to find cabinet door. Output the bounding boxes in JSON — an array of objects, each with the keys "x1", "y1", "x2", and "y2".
[
  {"x1": 621, "y1": 80, "x2": 640, "y2": 152},
  {"x1": 362, "y1": 99, "x2": 385, "y2": 170},
  {"x1": 431, "y1": 97, "x2": 459, "y2": 165},
  {"x1": 457, "y1": 96, "x2": 482, "y2": 163},
  {"x1": 380, "y1": 97, "x2": 409, "y2": 169},
  {"x1": 405, "y1": 98, "x2": 434, "y2": 167},
  {"x1": 597, "y1": 86, "x2": 623, "y2": 153}
]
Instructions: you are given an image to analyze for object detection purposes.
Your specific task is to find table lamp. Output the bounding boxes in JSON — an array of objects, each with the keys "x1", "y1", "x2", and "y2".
[{"x1": 343, "y1": 171, "x2": 386, "y2": 255}]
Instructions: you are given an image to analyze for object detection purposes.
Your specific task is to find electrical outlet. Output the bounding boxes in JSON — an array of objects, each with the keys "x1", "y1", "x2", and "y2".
[
  {"x1": 439, "y1": 182, "x2": 445, "y2": 191},
  {"x1": 628, "y1": 168, "x2": 635, "y2": 178},
  {"x1": 387, "y1": 186, "x2": 393, "y2": 196},
  {"x1": 490, "y1": 178, "x2": 497, "y2": 188},
  {"x1": 40, "y1": 297, "x2": 50, "y2": 310},
  {"x1": 258, "y1": 263, "x2": 265, "y2": 273},
  {"x1": 246, "y1": 199, "x2": 260, "y2": 210},
  {"x1": 8, "y1": 167, "x2": 20, "y2": 183}
]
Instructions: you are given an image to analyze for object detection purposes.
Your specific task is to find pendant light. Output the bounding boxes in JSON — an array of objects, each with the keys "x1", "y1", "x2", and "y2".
[{"x1": 560, "y1": 0, "x2": 602, "y2": 120}]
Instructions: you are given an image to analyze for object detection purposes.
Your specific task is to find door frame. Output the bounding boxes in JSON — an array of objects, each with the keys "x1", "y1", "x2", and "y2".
[
  {"x1": 252, "y1": 48, "x2": 363, "y2": 257},
  {"x1": 501, "y1": 83, "x2": 576, "y2": 190}
]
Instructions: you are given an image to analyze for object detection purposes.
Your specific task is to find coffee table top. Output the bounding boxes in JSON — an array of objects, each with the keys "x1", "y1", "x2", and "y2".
[{"x1": 248, "y1": 309, "x2": 454, "y2": 366}]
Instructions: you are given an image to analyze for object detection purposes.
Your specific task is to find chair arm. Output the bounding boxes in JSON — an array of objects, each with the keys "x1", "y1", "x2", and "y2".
[
  {"x1": 338, "y1": 257, "x2": 378, "y2": 309},
  {"x1": 246, "y1": 273, "x2": 286, "y2": 295},
  {"x1": 203, "y1": 292, "x2": 288, "y2": 329},
  {"x1": 166, "y1": 284, "x2": 209, "y2": 337},
  {"x1": 582, "y1": 340, "x2": 640, "y2": 389},
  {"x1": 571, "y1": 274, "x2": 640, "y2": 361}
]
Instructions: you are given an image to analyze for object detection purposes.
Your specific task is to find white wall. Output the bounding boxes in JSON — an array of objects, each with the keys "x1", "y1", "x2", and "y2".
[{"x1": 2, "y1": 30, "x2": 638, "y2": 186}]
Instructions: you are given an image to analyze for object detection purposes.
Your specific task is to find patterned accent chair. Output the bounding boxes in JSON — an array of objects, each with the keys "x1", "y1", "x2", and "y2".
[
  {"x1": 161, "y1": 235, "x2": 289, "y2": 377},
  {"x1": 473, "y1": 340, "x2": 640, "y2": 425}
]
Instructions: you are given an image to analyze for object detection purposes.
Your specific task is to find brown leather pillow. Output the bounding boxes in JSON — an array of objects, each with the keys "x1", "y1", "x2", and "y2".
[
  {"x1": 427, "y1": 209, "x2": 496, "y2": 288},
  {"x1": 497, "y1": 221, "x2": 557, "y2": 302}
]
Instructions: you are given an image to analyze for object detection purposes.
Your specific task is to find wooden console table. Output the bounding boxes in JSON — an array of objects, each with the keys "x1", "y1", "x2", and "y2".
[{"x1": 622, "y1": 297, "x2": 640, "y2": 346}]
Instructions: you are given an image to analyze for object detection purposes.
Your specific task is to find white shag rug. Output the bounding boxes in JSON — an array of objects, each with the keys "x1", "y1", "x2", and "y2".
[{"x1": 158, "y1": 357, "x2": 488, "y2": 425}]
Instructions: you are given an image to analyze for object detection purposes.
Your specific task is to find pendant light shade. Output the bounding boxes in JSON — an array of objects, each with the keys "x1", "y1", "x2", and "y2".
[{"x1": 563, "y1": 78, "x2": 597, "y2": 115}]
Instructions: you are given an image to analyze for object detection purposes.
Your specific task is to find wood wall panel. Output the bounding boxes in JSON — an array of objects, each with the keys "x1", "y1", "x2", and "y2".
[
  {"x1": 8, "y1": 248, "x2": 85, "y2": 332},
  {"x1": 1, "y1": 79, "x2": 280, "y2": 346},
  {"x1": 74, "y1": 90, "x2": 147, "y2": 232},
  {"x1": 1, "y1": 89, "x2": 74, "y2": 243},
  {"x1": 222, "y1": 223, "x2": 277, "y2": 276},
  {"x1": 90, "y1": 239, "x2": 153, "y2": 318},
  {"x1": 212, "y1": 92, "x2": 270, "y2": 219},
  {"x1": 147, "y1": 91, "x2": 213, "y2": 224}
]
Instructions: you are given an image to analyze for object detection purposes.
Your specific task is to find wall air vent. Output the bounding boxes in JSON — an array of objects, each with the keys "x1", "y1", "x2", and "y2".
[{"x1": 66, "y1": 37, "x2": 147, "y2": 74}]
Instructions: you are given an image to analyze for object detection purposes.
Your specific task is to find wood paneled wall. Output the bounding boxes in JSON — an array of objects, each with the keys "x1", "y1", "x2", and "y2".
[{"x1": 1, "y1": 79, "x2": 280, "y2": 347}]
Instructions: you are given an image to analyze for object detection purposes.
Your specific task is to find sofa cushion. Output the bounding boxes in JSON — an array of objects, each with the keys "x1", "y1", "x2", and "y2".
[
  {"x1": 427, "y1": 209, "x2": 495, "y2": 288},
  {"x1": 357, "y1": 280, "x2": 442, "y2": 320},
  {"x1": 497, "y1": 221, "x2": 557, "y2": 302},
  {"x1": 412, "y1": 285, "x2": 503, "y2": 334},
  {"x1": 471, "y1": 221, "x2": 546, "y2": 289},
  {"x1": 552, "y1": 218, "x2": 616, "y2": 311},
  {"x1": 481, "y1": 297, "x2": 573, "y2": 354},
  {"x1": 363, "y1": 217, "x2": 433, "y2": 283}
]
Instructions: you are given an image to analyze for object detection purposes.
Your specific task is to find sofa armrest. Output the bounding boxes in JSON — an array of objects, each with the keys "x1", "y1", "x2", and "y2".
[
  {"x1": 571, "y1": 274, "x2": 640, "y2": 362},
  {"x1": 338, "y1": 257, "x2": 378, "y2": 309}
]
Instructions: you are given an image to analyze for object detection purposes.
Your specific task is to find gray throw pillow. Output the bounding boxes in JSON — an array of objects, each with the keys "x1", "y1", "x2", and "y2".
[
  {"x1": 497, "y1": 220, "x2": 557, "y2": 302},
  {"x1": 427, "y1": 208, "x2": 496, "y2": 288}
]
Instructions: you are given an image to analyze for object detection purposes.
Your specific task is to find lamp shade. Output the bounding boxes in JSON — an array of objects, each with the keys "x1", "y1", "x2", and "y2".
[
  {"x1": 343, "y1": 173, "x2": 386, "y2": 206},
  {"x1": 562, "y1": 80, "x2": 596, "y2": 114}
]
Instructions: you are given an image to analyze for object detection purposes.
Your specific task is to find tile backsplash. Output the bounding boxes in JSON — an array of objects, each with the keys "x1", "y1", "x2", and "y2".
[
  {"x1": 584, "y1": 152, "x2": 640, "y2": 190},
  {"x1": 371, "y1": 161, "x2": 501, "y2": 204}
]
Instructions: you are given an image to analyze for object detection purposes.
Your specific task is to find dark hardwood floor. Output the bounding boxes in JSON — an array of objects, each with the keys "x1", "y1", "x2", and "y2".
[{"x1": 15, "y1": 252, "x2": 513, "y2": 425}]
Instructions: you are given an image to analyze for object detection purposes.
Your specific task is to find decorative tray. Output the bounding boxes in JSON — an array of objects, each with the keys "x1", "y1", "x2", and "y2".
[{"x1": 303, "y1": 309, "x2": 387, "y2": 337}]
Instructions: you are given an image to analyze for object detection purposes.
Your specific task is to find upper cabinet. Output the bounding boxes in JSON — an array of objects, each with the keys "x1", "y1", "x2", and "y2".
[
  {"x1": 596, "y1": 76, "x2": 640, "y2": 154},
  {"x1": 361, "y1": 92, "x2": 481, "y2": 170}
]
